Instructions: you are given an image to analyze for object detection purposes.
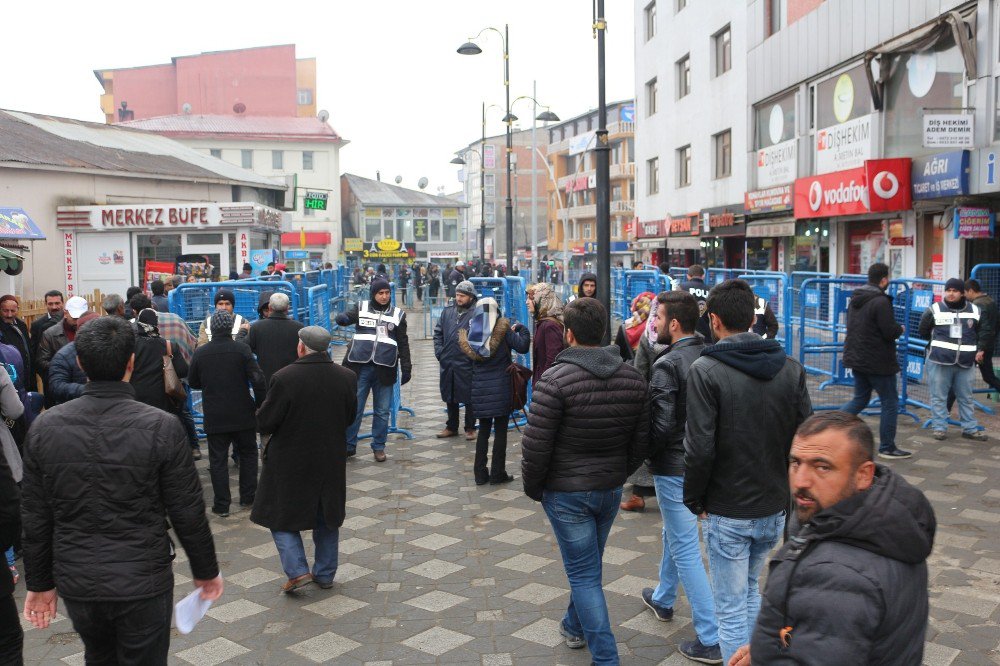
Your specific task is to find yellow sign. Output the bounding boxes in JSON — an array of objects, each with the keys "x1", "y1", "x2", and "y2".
[
  {"x1": 377, "y1": 238, "x2": 402, "y2": 252},
  {"x1": 344, "y1": 237, "x2": 363, "y2": 252},
  {"x1": 443, "y1": 208, "x2": 458, "y2": 218},
  {"x1": 364, "y1": 238, "x2": 410, "y2": 259}
]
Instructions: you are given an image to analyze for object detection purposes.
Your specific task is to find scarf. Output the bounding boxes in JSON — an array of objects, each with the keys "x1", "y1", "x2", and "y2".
[
  {"x1": 136, "y1": 308, "x2": 160, "y2": 337},
  {"x1": 624, "y1": 292, "x2": 655, "y2": 351},
  {"x1": 532, "y1": 283, "x2": 564, "y2": 322},
  {"x1": 467, "y1": 297, "x2": 501, "y2": 358},
  {"x1": 645, "y1": 307, "x2": 659, "y2": 345}
]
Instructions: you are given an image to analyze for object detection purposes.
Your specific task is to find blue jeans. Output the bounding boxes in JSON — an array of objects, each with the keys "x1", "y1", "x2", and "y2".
[
  {"x1": 345, "y1": 364, "x2": 392, "y2": 451},
  {"x1": 271, "y1": 505, "x2": 340, "y2": 583},
  {"x1": 651, "y1": 476, "x2": 718, "y2": 647},
  {"x1": 928, "y1": 362, "x2": 977, "y2": 433},
  {"x1": 704, "y1": 512, "x2": 784, "y2": 665},
  {"x1": 542, "y1": 488, "x2": 623, "y2": 666},
  {"x1": 840, "y1": 372, "x2": 898, "y2": 451}
]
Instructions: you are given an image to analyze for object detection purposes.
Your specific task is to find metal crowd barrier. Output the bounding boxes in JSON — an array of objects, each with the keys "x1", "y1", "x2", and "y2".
[{"x1": 169, "y1": 279, "x2": 300, "y2": 335}]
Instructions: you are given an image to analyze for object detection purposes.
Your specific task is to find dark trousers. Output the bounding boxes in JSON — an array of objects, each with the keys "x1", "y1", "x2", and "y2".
[
  {"x1": 841, "y1": 371, "x2": 898, "y2": 452},
  {"x1": 948, "y1": 349, "x2": 1000, "y2": 411},
  {"x1": 207, "y1": 429, "x2": 258, "y2": 511},
  {"x1": 0, "y1": 594, "x2": 22, "y2": 665},
  {"x1": 178, "y1": 408, "x2": 199, "y2": 450},
  {"x1": 446, "y1": 402, "x2": 475, "y2": 433},
  {"x1": 474, "y1": 417, "x2": 508, "y2": 482},
  {"x1": 63, "y1": 590, "x2": 172, "y2": 666}
]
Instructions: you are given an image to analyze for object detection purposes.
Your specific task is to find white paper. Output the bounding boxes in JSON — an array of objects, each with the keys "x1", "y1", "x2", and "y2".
[{"x1": 174, "y1": 588, "x2": 213, "y2": 634}]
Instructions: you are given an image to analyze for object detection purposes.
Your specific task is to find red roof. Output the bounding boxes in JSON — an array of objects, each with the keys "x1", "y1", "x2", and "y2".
[{"x1": 121, "y1": 114, "x2": 343, "y2": 143}]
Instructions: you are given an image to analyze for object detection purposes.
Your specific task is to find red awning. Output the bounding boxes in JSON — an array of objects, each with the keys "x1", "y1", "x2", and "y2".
[{"x1": 280, "y1": 232, "x2": 331, "y2": 246}]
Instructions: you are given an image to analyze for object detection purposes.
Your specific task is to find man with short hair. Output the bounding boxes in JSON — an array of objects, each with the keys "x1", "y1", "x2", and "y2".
[
  {"x1": 150, "y1": 280, "x2": 169, "y2": 313},
  {"x1": 0, "y1": 295, "x2": 31, "y2": 384},
  {"x1": 521, "y1": 297, "x2": 649, "y2": 666},
  {"x1": 101, "y1": 293, "x2": 125, "y2": 318},
  {"x1": 123, "y1": 287, "x2": 142, "y2": 319},
  {"x1": 30, "y1": 290, "x2": 63, "y2": 391},
  {"x1": 680, "y1": 264, "x2": 712, "y2": 338},
  {"x1": 684, "y1": 279, "x2": 812, "y2": 665},
  {"x1": 841, "y1": 263, "x2": 909, "y2": 458},
  {"x1": 21, "y1": 317, "x2": 222, "y2": 663},
  {"x1": 433, "y1": 280, "x2": 477, "y2": 440},
  {"x1": 251, "y1": 326, "x2": 358, "y2": 592},
  {"x1": 246, "y1": 292, "x2": 305, "y2": 385},
  {"x1": 36, "y1": 296, "x2": 90, "y2": 408},
  {"x1": 730, "y1": 412, "x2": 935, "y2": 666},
  {"x1": 948, "y1": 279, "x2": 1000, "y2": 406},
  {"x1": 642, "y1": 291, "x2": 721, "y2": 664},
  {"x1": 447, "y1": 261, "x2": 466, "y2": 299},
  {"x1": 197, "y1": 288, "x2": 248, "y2": 347}
]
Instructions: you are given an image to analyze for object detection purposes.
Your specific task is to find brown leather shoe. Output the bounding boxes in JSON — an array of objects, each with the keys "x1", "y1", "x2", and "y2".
[
  {"x1": 374, "y1": 450, "x2": 387, "y2": 462},
  {"x1": 436, "y1": 429, "x2": 458, "y2": 439},
  {"x1": 281, "y1": 573, "x2": 313, "y2": 593},
  {"x1": 620, "y1": 495, "x2": 645, "y2": 512},
  {"x1": 465, "y1": 430, "x2": 477, "y2": 441}
]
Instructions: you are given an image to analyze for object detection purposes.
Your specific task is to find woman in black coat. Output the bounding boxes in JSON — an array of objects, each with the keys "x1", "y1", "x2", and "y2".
[
  {"x1": 459, "y1": 298, "x2": 530, "y2": 485},
  {"x1": 131, "y1": 309, "x2": 188, "y2": 414}
]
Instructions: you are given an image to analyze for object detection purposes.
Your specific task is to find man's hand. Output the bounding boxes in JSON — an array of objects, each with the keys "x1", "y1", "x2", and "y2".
[
  {"x1": 194, "y1": 574, "x2": 224, "y2": 601},
  {"x1": 729, "y1": 644, "x2": 750, "y2": 666},
  {"x1": 976, "y1": 350, "x2": 986, "y2": 364},
  {"x1": 240, "y1": 321, "x2": 250, "y2": 332},
  {"x1": 699, "y1": 512, "x2": 708, "y2": 520},
  {"x1": 23, "y1": 589, "x2": 58, "y2": 629}
]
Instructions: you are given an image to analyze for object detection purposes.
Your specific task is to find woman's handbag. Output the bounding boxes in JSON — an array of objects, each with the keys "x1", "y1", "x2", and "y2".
[{"x1": 163, "y1": 341, "x2": 187, "y2": 403}]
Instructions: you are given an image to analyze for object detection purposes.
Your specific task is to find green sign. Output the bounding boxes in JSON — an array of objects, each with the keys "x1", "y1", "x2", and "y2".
[{"x1": 303, "y1": 192, "x2": 328, "y2": 210}]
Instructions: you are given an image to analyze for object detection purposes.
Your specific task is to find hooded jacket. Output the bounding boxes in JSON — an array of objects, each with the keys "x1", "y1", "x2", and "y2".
[
  {"x1": 751, "y1": 465, "x2": 935, "y2": 664},
  {"x1": 573, "y1": 272, "x2": 598, "y2": 300},
  {"x1": 458, "y1": 318, "x2": 530, "y2": 419},
  {"x1": 843, "y1": 284, "x2": 903, "y2": 376},
  {"x1": 684, "y1": 332, "x2": 812, "y2": 518},
  {"x1": 521, "y1": 345, "x2": 649, "y2": 501}
]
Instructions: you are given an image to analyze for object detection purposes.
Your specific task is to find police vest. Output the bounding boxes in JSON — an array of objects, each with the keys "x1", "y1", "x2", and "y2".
[
  {"x1": 928, "y1": 300, "x2": 980, "y2": 368},
  {"x1": 751, "y1": 297, "x2": 769, "y2": 338},
  {"x1": 204, "y1": 314, "x2": 246, "y2": 341},
  {"x1": 348, "y1": 301, "x2": 404, "y2": 367}
]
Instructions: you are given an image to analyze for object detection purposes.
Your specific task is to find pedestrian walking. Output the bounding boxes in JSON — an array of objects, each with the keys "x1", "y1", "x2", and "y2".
[
  {"x1": 246, "y1": 292, "x2": 305, "y2": 384},
  {"x1": 947, "y1": 279, "x2": 1000, "y2": 412},
  {"x1": 918, "y1": 277, "x2": 988, "y2": 441},
  {"x1": 131, "y1": 309, "x2": 188, "y2": 413},
  {"x1": 750, "y1": 293, "x2": 779, "y2": 339},
  {"x1": 433, "y1": 280, "x2": 477, "y2": 440},
  {"x1": 642, "y1": 291, "x2": 721, "y2": 663},
  {"x1": 0, "y1": 296, "x2": 31, "y2": 384},
  {"x1": 528, "y1": 282, "x2": 566, "y2": 382},
  {"x1": 732, "y1": 412, "x2": 935, "y2": 666},
  {"x1": 413, "y1": 264, "x2": 424, "y2": 302},
  {"x1": 614, "y1": 291, "x2": 655, "y2": 363},
  {"x1": 570, "y1": 271, "x2": 598, "y2": 302},
  {"x1": 21, "y1": 317, "x2": 222, "y2": 664},
  {"x1": 632, "y1": 300, "x2": 668, "y2": 381},
  {"x1": 188, "y1": 310, "x2": 266, "y2": 517},
  {"x1": 29, "y1": 290, "x2": 63, "y2": 394},
  {"x1": 0, "y1": 430, "x2": 21, "y2": 664},
  {"x1": 398, "y1": 264, "x2": 410, "y2": 305},
  {"x1": 447, "y1": 261, "x2": 467, "y2": 299},
  {"x1": 34, "y1": 296, "x2": 89, "y2": 407},
  {"x1": 459, "y1": 297, "x2": 530, "y2": 485},
  {"x1": 429, "y1": 264, "x2": 441, "y2": 301},
  {"x1": 46, "y1": 313, "x2": 99, "y2": 406},
  {"x1": 101, "y1": 293, "x2": 126, "y2": 318},
  {"x1": 0, "y1": 362, "x2": 24, "y2": 596},
  {"x1": 336, "y1": 277, "x2": 412, "y2": 462},
  {"x1": 252, "y1": 327, "x2": 358, "y2": 592},
  {"x1": 840, "y1": 263, "x2": 910, "y2": 458},
  {"x1": 196, "y1": 288, "x2": 249, "y2": 347},
  {"x1": 683, "y1": 279, "x2": 812, "y2": 665},
  {"x1": 520, "y1": 297, "x2": 648, "y2": 666},
  {"x1": 680, "y1": 264, "x2": 712, "y2": 339}
]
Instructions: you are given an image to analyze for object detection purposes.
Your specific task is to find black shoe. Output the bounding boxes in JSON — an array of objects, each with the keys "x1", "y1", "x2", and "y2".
[
  {"x1": 678, "y1": 638, "x2": 722, "y2": 664},
  {"x1": 211, "y1": 507, "x2": 230, "y2": 518},
  {"x1": 191, "y1": 448, "x2": 202, "y2": 461},
  {"x1": 346, "y1": 449, "x2": 357, "y2": 458},
  {"x1": 314, "y1": 578, "x2": 334, "y2": 589},
  {"x1": 475, "y1": 475, "x2": 489, "y2": 486},
  {"x1": 239, "y1": 500, "x2": 254, "y2": 508},
  {"x1": 641, "y1": 587, "x2": 674, "y2": 622},
  {"x1": 489, "y1": 472, "x2": 515, "y2": 485},
  {"x1": 877, "y1": 447, "x2": 912, "y2": 460}
]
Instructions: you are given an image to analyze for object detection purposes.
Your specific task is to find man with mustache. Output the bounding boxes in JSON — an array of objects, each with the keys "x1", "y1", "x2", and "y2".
[{"x1": 729, "y1": 412, "x2": 935, "y2": 666}]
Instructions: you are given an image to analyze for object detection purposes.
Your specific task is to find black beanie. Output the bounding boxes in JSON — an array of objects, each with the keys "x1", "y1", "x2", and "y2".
[
  {"x1": 214, "y1": 288, "x2": 236, "y2": 305},
  {"x1": 370, "y1": 277, "x2": 391, "y2": 298},
  {"x1": 945, "y1": 278, "x2": 966, "y2": 292}
]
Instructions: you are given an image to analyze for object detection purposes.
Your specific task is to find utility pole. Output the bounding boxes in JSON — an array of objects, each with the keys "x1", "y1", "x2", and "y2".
[{"x1": 594, "y1": 0, "x2": 612, "y2": 342}]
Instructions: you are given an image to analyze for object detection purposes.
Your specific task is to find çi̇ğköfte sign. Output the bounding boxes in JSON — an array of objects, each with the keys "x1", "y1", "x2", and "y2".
[{"x1": 954, "y1": 207, "x2": 996, "y2": 239}]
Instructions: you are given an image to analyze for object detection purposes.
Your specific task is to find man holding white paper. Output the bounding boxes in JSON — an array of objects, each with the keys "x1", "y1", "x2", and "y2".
[{"x1": 20, "y1": 316, "x2": 223, "y2": 664}]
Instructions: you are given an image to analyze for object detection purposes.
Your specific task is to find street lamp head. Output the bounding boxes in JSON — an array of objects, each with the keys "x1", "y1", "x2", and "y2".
[
  {"x1": 457, "y1": 41, "x2": 482, "y2": 55},
  {"x1": 450, "y1": 156, "x2": 467, "y2": 165},
  {"x1": 536, "y1": 110, "x2": 560, "y2": 122},
  {"x1": 502, "y1": 112, "x2": 518, "y2": 124}
]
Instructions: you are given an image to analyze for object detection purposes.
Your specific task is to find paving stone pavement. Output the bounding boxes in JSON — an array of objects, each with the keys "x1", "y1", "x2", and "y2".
[{"x1": 13, "y1": 336, "x2": 1000, "y2": 665}]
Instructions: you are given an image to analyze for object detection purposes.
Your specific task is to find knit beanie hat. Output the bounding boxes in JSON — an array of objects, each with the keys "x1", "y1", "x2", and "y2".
[
  {"x1": 456, "y1": 280, "x2": 477, "y2": 298},
  {"x1": 945, "y1": 278, "x2": 966, "y2": 292},
  {"x1": 214, "y1": 288, "x2": 235, "y2": 305},
  {"x1": 210, "y1": 310, "x2": 235, "y2": 333},
  {"x1": 370, "y1": 277, "x2": 391, "y2": 298}
]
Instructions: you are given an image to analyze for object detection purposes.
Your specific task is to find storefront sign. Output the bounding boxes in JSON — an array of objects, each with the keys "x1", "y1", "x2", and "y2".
[
  {"x1": 343, "y1": 237, "x2": 364, "y2": 252},
  {"x1": 250, "y1": 249, "x2": 277, "y2": 273},
  {"x1": 745, "y1": 185, "x2": 793, "y2": 214},
  {"x1": 794, "y1": 159, "x2": 911, "y2": 218},
  {"x1": 815, "y1": 114, "x2": 873, "y2": 174},
  {"x1": 865, "y1": 159, "x2": 912, "y2": 213},
  {"x1": 636, "y1": 219, "x2": 667, "y2": 239},
  {"x1": 923, "y1": 114, "x2": 974, "y2": 149},
  {"x1": 746, "y1": 219, "x2": 796, "y2": 238},
  {"x1": 708, "y1": 212, "x2": 736, "y2": 229},
  {"x1": 669, "y1": 215, "x2": 698, "y2": 236},
  {"x1": 428, "y1": 250, "x2": 459, "y2": 259},
  {"x1": 56, "y1": 203, "x2": 287, "y2": 233},
  {"x1": 911, "y1": 150, "x2": 970, "y2": 200},
  {"x1": 414, "y1": 219, "x2": 428, "y2": 242},
  {"x1": 303, "y1": 192, "x2": 328, "y2": 210},
  {"x1": 583, "y1": 242, "x2": 630, "y2": 253},
  {"x1": 889, "y1": 236, "x2": 914, "y2": 246},
  {"x1": 954, "y1": 207, "x2": 995, "y2": 239},
  {"x1": 64, "y1": 232, "x2": 76, "y2": 298},
  {"x1": 363, "y1": 238, "x2": 412, "y2": 259},
  {"x1": 239, "y1": 233, "x2": 249, "y2": 269},
  {"x1": 284, "y1": 250, "x2": 309, "y2": 259},
  {"x1": 756, "y1": 139, "x2": 797, "y2": 189},
  {"x1": 0, "y1": 208, "x2": 46, "y2": 240}
]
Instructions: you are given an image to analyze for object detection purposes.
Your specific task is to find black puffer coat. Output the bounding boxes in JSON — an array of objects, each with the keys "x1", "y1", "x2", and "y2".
[
  {"x1": 843, "y1": 284, "x2": 902, "y2": 376},
  {"x1": 433, "y1": 302, "x2": 475, "y2": 404},
  {"x1": 458, "y1": 318, "x2": 530, "y2": 419},
  {"x1": 21, "y1": 382, "x2": 218, "y2": 601},
  {"x1": 521, "y1": 345, "x2": 649, "y2": 501},
  {"x1": 752, "y1": 465, "x2": 935, "y2": 665}
]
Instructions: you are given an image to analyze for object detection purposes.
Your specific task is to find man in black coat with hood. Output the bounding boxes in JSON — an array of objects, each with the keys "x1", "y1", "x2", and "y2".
[
  {"x1": 731, "y1": 412, "x2": 935, "y2": 666},
  {"x1": 840, "y1": 262, "x2": 909, "y2": 459}
]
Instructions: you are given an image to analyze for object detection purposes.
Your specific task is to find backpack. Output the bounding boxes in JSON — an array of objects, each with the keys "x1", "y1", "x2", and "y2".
[{"x1": 506, "y1": 362, "x2": 533, "y2": 414}]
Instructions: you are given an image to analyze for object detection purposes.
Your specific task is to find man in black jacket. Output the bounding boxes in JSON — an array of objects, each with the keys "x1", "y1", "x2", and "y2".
[
  {"x1": 246, "y1": 292, "x2": 304, "y2": 384},
  {"x1": 731, "y1": 412, "x2": 935, "y2": 666},
  {"x1": 679, "y1": 264, "x2": 712, "y2": 338},
  {"x1": 683, "y1": 279, "x2": 812, "y2": 665},
  {"x1": 433, "y1": 280, "x2": 476, "y2": 440},
  {"x1": 0, "y1": 447, "x2": 20, "y2": 663},
  {"x1": 521, "y1": 297, "x2": 649, "y2": 666},
  {"x1": 947, "y1": 279, "x2": 1000, "y2": 413},
  {"x1": 840, "y1": 263, "x2": 910, "y2": 458},
  {"x1": 21, "y1": 317, "x2": 222, "y2": 663},
  {"x1": 447, "y1": 261, "x2": 467, "y2": 299},
  {"x1": 642, "y1": 291, "x2": 720, "y2": 664},
  {"x1": 188, "y1": 310, "x2": 267, "y2": 517}
]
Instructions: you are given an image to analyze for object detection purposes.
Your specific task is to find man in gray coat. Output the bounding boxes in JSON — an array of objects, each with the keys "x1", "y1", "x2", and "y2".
[{"x1": 433, "y1": 280, "x2": 477, "y2": 440}]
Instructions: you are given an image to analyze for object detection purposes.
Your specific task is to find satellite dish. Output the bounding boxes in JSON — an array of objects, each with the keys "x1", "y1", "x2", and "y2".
[
  {"x1": 394, "y1": 176, "x2": 403, "y2": 184},
  {"x1": 318, "y1": 109, "x2": 330, "y2": 122},
  {"x1": 233, "y1": 102, "x2": 246, "y2": 114},
  {"x1": 182, "y1": 103, "x2": 192, "y2": 114},
  {"x1": 417, "y1": 177, "x2": 429, "y2": 190}
]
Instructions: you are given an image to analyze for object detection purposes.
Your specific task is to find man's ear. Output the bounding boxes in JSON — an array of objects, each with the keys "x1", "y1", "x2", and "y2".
[{"x1": 856, "y1": 460, "x2": 876, "y2": 492}]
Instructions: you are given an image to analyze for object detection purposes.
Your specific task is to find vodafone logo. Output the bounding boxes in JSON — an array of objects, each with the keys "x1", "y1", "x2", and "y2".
[
  {"x1": 795, "y1": 159, "x2": 911, "y2": 218},
  {"x1": 808, "y1": 181, "x2": 822, "y2": 211},
  {"x1": 871, "y1": 171, "x2": 899, "y2": 200}
]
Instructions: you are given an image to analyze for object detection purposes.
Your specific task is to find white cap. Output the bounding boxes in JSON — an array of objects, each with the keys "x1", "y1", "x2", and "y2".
[
  {"x1": 456, "y1": 261, "x2": 465, "y2": 267},
  {"x1": 65, "y1": 296, "x2": 89, "y2": 318}
]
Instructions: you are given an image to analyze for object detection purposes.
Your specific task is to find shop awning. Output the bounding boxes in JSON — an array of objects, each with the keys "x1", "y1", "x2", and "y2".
[
  {"x1": 280, "y1": 231, "x2": 331, "y2": 246},
  {"x1": 746, "y1": 218, "x2": 796, "y2": 238},
  {"x1": 633, "y1": 238, "x2": 666, "y2": 248},
  {"x1": 0, "y1": 208, "x2": 46, "y2": 241},
  {"x1": 0, "y1": 247, "x2": 25, "y2": 273}
]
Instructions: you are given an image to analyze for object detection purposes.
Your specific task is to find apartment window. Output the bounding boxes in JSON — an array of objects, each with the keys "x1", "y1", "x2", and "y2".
[
  {"x1": 646, "y1": 78, "x2": 658, "y2": 116},
  {"x1": 677, "y1": 145, "x2": 692, "y2": 187},
  {"x1": 241, "y1": 149, "x2": 253, "y2": 169},
  {"x1": 272, "y1": 150, "x2": 283, "y2": 170},
  {"x1": 583, "y1": 225, "x2": 593, "y2": 240},
  {"x1": 302, "y1": 151, "x2": 314, "y2": 170},
  {"x1": 647, "y1": 157, "x2": 659, "y2": 195},
  {"x1": 768, "y1": 0, "x2": 788, "y2": 36},
  {"x1": 209, "y1": 149, "x2": 222, "y2": 159},
  {"x1": 675, "y1": 0, "x2": 686, "y2": 11},
  {"x1": 297, "y1": 88, "x2": 314, "y2": 105},
  {"x1": 714, "y1": 26, "x2": 732, "y2": 76},
  {"x1": 644, "y1": 1, "x2": 656, "y2": 41},
  {"x1": 677, "y1": 55, "x2": 691, "y2": 98},
  {"x1": 484, "y1": 173, "x2": 496, "y2": 197},
  {"x1": 713, "y1": 130, "x2": 732, "y2": 179},
  {"x1": 304, "y1": 206, "x2": 314, "y2": 217}
]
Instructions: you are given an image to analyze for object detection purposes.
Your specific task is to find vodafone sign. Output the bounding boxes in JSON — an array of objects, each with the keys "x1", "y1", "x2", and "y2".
[{"x1": 794, "y1": 159, "x2": 911, "y2": 218}]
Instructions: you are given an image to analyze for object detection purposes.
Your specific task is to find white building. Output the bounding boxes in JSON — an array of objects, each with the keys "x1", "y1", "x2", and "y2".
[
  {"x1": 634, "y1": 0, "x2": 748, "y2": 267},
  {"x1": 123, "y1": 114, "x2": 346, "y2": 268}
]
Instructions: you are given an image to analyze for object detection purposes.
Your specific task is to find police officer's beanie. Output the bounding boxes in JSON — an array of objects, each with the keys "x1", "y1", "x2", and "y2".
[{"x1": 370, "y1": 277, "x2": 391, "y2": 297}]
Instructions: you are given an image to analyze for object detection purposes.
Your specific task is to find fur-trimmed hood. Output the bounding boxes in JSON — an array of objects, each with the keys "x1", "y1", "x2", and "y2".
[{"x1": 458, "y1": 318, "x2": 511, "y2": 362}]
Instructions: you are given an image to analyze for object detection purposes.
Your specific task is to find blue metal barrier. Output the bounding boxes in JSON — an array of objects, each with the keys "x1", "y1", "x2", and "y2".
[
  {"x1": 307, "y1": 284, "x2": 332, "y2": 331},
  {"x1": 169, "y1": 280, "x2": 300, "y2": 335},
  {"x1": 620, "y1": 270, "x2": 660, "y2": 320},
  {"x1": 738, "y1": 272, "x2": 791, "y2": 354}
]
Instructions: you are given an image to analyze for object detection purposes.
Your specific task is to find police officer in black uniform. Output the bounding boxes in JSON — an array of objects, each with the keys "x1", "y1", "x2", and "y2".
[{"x1": 680, "y1": 265, "x2": 712, "y2": 339}]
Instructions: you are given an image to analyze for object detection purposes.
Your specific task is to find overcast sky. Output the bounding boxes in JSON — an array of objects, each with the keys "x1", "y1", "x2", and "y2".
[{"x1": 2, "y1": 0, "x2": 635, "y2": 195}]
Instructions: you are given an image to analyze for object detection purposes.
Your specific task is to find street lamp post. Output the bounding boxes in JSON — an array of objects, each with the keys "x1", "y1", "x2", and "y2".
[{"x1": 594, "y1": 0, "x2": 612, "y2": 342}]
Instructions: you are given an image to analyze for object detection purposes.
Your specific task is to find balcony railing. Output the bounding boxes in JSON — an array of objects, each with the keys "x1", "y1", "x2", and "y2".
[
  {"x1": 609, "y1": 162, "x2": 635, "y2": 179},
  {"x1": 608, "y1": 121, "x2": 634, "y2": 136},
  {"x1": 610, "y1": 199, "x2": 635, "y2": 214},
  {"x1": 548, "y1": 137, "x2": 570, "y2": 153}
]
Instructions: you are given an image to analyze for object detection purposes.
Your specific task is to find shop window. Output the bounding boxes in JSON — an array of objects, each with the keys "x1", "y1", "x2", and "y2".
[
  {"x1": 767, "y1": 0, "x2": 787, "y2": 37},
  {"x1": 485, "y1": 173, "x2": 496, "y2": 197},
  {"x1": 302, "y1": 151, "x2": 314, "y2": 171},
  {"x1": 397, "y1": 219, "x2": 414, "y2": 242},
  {"x1": 383, "y1": 219, "x2": 394, "y2": 238},
  {"x1": 136, "y1": 234, "x2": 182, "y2": 287},
  {"x1": 241, "y1": 150, "x2": 253, "y2": 169},
  {"x1": 677, "y1": 55, "x2": 691, "y2": 98},
  {"x1": 430, "y1": 219, "x2": 441, "y2": 240},
  {"x1": 754, "y1": 90, "x2": 796, "y2": 149},
  {"x1": 646, "y1": 78, "x2": 658, "y2": 116},
  {"x1": 365, "y1": 218, "x2": 381, "y2": 240},
  {"x1": 443, "y1": 219, "x2": 459, "y2": 242},
  {"x1": 644, "y1": 1, "x2": 656, "y2": 41},
  {"x1": 187, "y1": 233, "x2": 224, "y2": 245},
  {"x1": 714, "y1": 26, "x2": 731, "y2": 77},
  {"x1": 713, "y1": 130, "x2": 732, "y2": 179},
  {"x1": 209, "y1": 149, "x2": 222, "y2": 159},
  {"x1": 272, "y1": 151, "x2": 283, "y2": 170},
  {"x1": 814, "y1": 64, "x2": 874, "y2": 130},
  {"x1": 647, "y1": 157, "x2": 659, "y2": 195},
  {"x1": 583, "y1": 225, "x2": 593, "y2": 239},
  {"x1": 677, "y1": 145, "x2": 692, "y2": 187}
]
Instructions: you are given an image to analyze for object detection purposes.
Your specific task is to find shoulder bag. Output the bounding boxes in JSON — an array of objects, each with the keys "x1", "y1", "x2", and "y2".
[{"x1": 163, "y1": 341, "x2": 187, "y2": 403}]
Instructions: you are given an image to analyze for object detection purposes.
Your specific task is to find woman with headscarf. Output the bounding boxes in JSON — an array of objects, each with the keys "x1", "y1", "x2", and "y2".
[
  {"x1": 614, "y1": 291, "x2": 656, "y2": 362},
  {"x1": 528, "y1": 283, "x2": 567, "y2": 383},
  {"x1": 130, "y1": 309, "x2": 189, "y2": 414}
]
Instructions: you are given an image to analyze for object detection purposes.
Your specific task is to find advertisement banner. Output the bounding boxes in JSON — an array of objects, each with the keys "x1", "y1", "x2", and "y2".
[
  {"x1": 745, "y1": 185, "x2": 793, "y2": 214},
  {"x1": 911, "y1": 151, "x2": 970, "y2": 200},
  {"x1": 756, "y1": 138, "x2": 797, "y2": 189},
  {"x1": 343, "y1": 238, "x2": 364, "y2": 252},
  {"x1": 815, "y1": 114, "x2": 873, "y2": 174},
  {"x1": 954, "y1": 207, "x2": 996, "y2": 239},
  {"x1": 865, "y1": 158, "x2": 912, "y2": 213},
  {"x1": 569, "y1": 131, "x2": 595, "y2": 155},
  {"x1": 636, "y1": 219, "x2": 667, "y2": 239},
  {"x1": 923, "y1": 114, "x2": 974, "y2": 149},
  {"x1": 794, "y1": 159, "x2": 911, "y2": 218}
]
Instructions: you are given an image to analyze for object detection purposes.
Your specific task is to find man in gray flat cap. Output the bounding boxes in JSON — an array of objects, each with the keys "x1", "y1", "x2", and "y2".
[{"x1": 251, "y1": 326, "x2": 358, "y2": 592}]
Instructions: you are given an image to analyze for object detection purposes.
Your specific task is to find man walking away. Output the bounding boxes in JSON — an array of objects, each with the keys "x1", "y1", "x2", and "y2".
[
  {"x1": 188, "y1": 311, "x2": 267, "y2": 516},
  {"x1": 840, "y1": 262, "x2": 910, "y2": 458},
  {"x1": 252, "y1": 327, "x2": 358, "y2": 593},
  {"x1": 21, "y1": 317, "x2": 222, "y2": 664},
  {"x1": 683, "y1": 279, "x2": 812, "y2": 665},
  {"x1": 246, "y1": 293, "x2": 304, "y2": 384},
  {"x1": 643, "y1": 292, "x2": 721, "y2": 664},
  {"x1": 680, "y1": 265, "x2": 712, "y2": 338},
  {"x1": 433, "y1": 280, "x2": 477, "y2": 440},
  {"x1": 101, "y1": 293, "x2": 125, "y2": 318},
  {"x1": 521, "y1": 297, "x2": 649, "y2": 666},
  {"x1": 918, "y1": 278, "x2": 987, "y2": 442},
  {"x1": 731, "y1": 412, "x2": 935, "y2": 666}
]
